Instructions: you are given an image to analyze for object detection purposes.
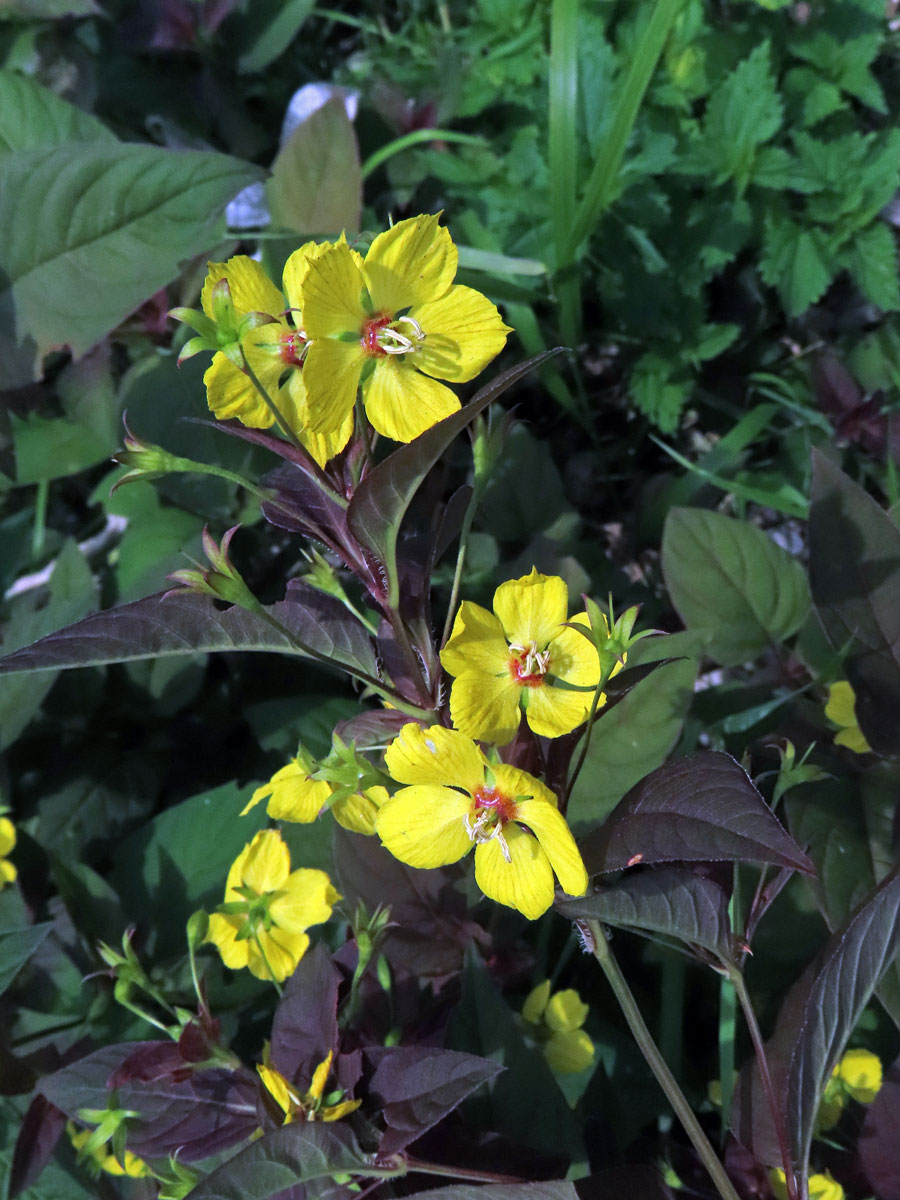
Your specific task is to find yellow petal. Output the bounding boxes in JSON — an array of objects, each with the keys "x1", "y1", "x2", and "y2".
[
  {"x1": 258, "y1": 1063, "x2": 294, "y2": 1116},
  {"x1": 362, "y1": 359, "x2": 460, "y2": 443},
  {"x1": 493, "y1": 569, "x2": 568, "y2": 648},
  {"x1": 545, "y1": 1029, "x2": 594, "y2": 1074},
  {"x1": 808, "y1": 1172, "x2": 844, "y2": 1200},
  {"x1": 514, "y1": 798, "x2": 587, "y2": 898},
  {"x1": 283, "y1": 240, "x2": 330, "y2": 311},
  {"x1": 248, "y1": 926, "x2": 309, "y2": 982},
  {"x1": 834, "y1": 726, "x2": 871, "y2": 755},
  {"x1": 492, "y1": 763, "x2": 558, "y2": 808},
  {"x1": 204, "y1": 352, "x2": 275, "y2": 428},
  {"x1": 270, "y1": 868, "x2": 340, "y2": 933},
  {"x1": 474, "y1": 823, "x2": 555, "y2": 920},
  {"x1": 522, "y1": 979, "x2": 551, "y2": 1024},
  {"x1": 544, "y1": 988, "x2": 589, "y2": 1033},
  {"x1": 308, "y1": 1051, "x2": 333, "y2": 1101},
  {"x1": 332, "y1": 786, "x2": 387, "y2": 836},
  {"x1": 523, "y1": 681, "x2": 591, "y2": 739},
  {"x1": 384, "y1": 723, "x2": 486, "y2": 792},
  {"x1": 0, "y1": 858, "x2": 16, "y2": 886},
  {"x1": 270, "y1": 774, "x2": 332, "y2": 824},
  {"x1": 0, "y1": 817, "x2": 15, "y2": 857},
  {"x1": 321, "y1": 1098, "x2": 362, "y2": 1122},
  {"x1": 440, "y1": 601, "x2": 509, "y2": 678},
  {"x1": 240, "y1": 321, "x2": 298, "y2": 397},
  {"x1": 302, "y1": 338, "x2": 363, "y2": 435},
  {"x1": 838, "y1": 1048, "x2": 882, "y2": 1103},
  {"x1": 363, "y1": 214, "x2": 457, "y2": 313},
  {"x1": 547, "y1": 616, "x2": 600, "y2": 688},
  {"x1": 375, "y1": 786, "x2": 473, "y2": 868},
  {"x1": 301, "y1": 241, "x2": 367, "y2": 337},
  {"x1": 205, "y1": 913, "x2": 249, "y2": 969},
  {"x1": 411, "y1": 285, "x2": 511, "y2": 383},
  {"x1": 240, "y1": 829, "x2": 292, "y2": 894},
  {"x1": 449, "y1": 671, "x2": 522, "y2": 745},
  {"x1": 201, "y1": 256, "x2": 284, "y2": 320},
  {"x1": 279, "y1": 371, "x2": 354, "y2": 466}
]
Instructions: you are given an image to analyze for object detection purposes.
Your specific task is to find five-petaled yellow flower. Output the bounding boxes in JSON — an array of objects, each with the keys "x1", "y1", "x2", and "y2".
[
  {"x1": 205, "y1": 829, "x2": 340, "y2": 982},
  {"x1": 300, "y1": 213, "x2": 511, "y2": 450},
  {"x1": 441, "y1": 568, "x2": 602, "y2": 745},
  {"x1": 770, "y1": 1168, "x2": 843, "y2": 1200},
  {"x1": 522, "y1": 980, "x2": 595, "y2": 1074},
  {"x1": 258, "y1": 1048, "x2": 361, "y2": 1125},
  {"x1": 824, "y1": 681, "x2": 871, "y2": 754},
  {"x1": 0, "y1": 816, "x2": 16, "y2": 888},
  {"x1": 243, "y1": 758, "x2": 387, "y2": 835},
  {"x1": 376, "y1": 723, "x2": 587, "y2": 920}
]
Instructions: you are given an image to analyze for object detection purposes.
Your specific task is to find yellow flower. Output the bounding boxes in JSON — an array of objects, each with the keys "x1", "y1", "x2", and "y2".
[
  {"x1": 241, "y1": 759, "x2": 386, "y2": 835},
  {"x1": 299, "y1": 213, "x2": 511, "y2": 450},
  {"x1": 836, "y1": 1047, "x2": 882, "y2": 1104},
  {"x1": 770, "y1": 1169, "x2": 843, "y2": 1200},
  {"x1": 0, "y1": 816, "x2": 16, "y2": 888},
  {"x1": 440, "y1": 568, "x2": 602, "y2": 745},
  {"x1": 376, "y1": 723, "x2": 587, "y2": 920},
  {"x1": 205, "y1": 829, "x2": 340, "y2": 982},
  {"x1": 824, "y1": 681, "x2": 871, "y2": 754},
  {"x1": 331, "y1": 785, "x2": 388, "y2": 836},
  {"x1": 259, "y1": 1048, "x2": 361, "y2": 1125},
  {"x1": 67, "y1": 1124, "x2": 150, "y2": 1179},
  {"x1": 522, "y1": 980, "x2": 594, "y2": 1074}
]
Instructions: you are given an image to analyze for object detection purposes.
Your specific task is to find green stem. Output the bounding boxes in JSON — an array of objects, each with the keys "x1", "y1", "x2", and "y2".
[
  {"x1": 31, "y1": 478, "x2": 49, "y2": 560},
  {"x1": 362, "y1": 130, "x2": 485, "y2": 178},
  {"x1": 440, "y1": 484, "x2": 481, "y2": 648},
  {"x1": 240, "y1": 350, "x2": 306, "y2": 452},
  {"x1": 565, "y1": 660, "x2": 616, "y2": 802},
  {"x1": 252, "y1": 930, "x2": 283, "y2": 998},
  {"x1": 585, "y1": 920, "x2": 742, "y2": 1200},
  {"x1": 718, "y1": 972, "x2": 737, "y2": 1143},
  {"x1": 549, "y1": 0, "x2": 581, "y2": 344},
  {"x1": 404, "y1": 1158, "x2": 527, "y2": 1185},
  {"x1": 562, "y1": 0, "x2": 683, "y2": 263}
]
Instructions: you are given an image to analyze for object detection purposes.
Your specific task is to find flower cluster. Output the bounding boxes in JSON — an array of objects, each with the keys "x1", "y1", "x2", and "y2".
[{"x1": 259, "y1": 1048, "x2": 360, "y2": 1125}]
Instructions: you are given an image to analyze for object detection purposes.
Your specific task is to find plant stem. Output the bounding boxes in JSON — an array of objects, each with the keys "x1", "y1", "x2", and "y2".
[
  {"x1": 549, "y1": 0, "x2": 581, "y2": 344},
  {"x1": 718, "y1": 972, "x2": 737, "y2": 1143},
  {"x1": 441, "y1": 483, "x2": 481, "y2": 648},
  {"x1": 362, "y1": 129, "x2": 485, "y2": 178},
  {"x1": 585, "y1": 919, "x2": 742, "y2": 1200},
  {"x1": 32, "y1": 478, "x2": 49, "y2": 561},
  {"x1": 240, "y1": 351, "x2": 306, "y2": 452},
  {"x1": 404, "y1": 1158, "x2": 527, "y2": 1185}
]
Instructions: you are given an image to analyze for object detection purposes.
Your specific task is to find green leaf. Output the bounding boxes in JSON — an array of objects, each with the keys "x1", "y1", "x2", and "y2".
[
  {"x1": 759, "y1": 215, "x2": 833, "y2": 316},
  {"x1": 347, "y1": 351, "x2": 562, "y2": 607},
  {"x1": 558, "y1": 867, "x2": 733, "y2": 961},
  {"x1": 661, "y1": 508, "x2": 809, "y2": 666},
  {"x1": 187, "y1": 1123, "x2": 375, "y2": 1200},
  {"x1": 0, "y1": 923, "x2": 53, "y2": 994},
  {"x1": 703, "y1": 42, "x2": 782, "y2": 188},
  {"x1": 567, "y1": 656, "x2": 697, "y2": 830},
  {"x1": 237, "y1": 0, "x2": 315, "y2": 73},
  {"x1": 808, "y1": 451, "x2": 900, "y2": 755},
  {"x1": 843, "y1": 221, "x2": 900, "y2": 312},
  {"x1": 267, "y1": 98, "x2": 361, "y2": 236},
  {"x1": 0, "y1": 143, "x2": 263, "y2": 387},
  {"x1": 628, "y1": 352, "x2": 691, "y2": 433},
  {"x1": 0, "y1": 69, "x2": 114, "y2": 157}
]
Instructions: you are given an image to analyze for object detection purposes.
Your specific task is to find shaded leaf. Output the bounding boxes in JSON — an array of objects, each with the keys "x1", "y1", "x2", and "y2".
[
  {"x1": 187, "y1": 1122, "x2": 374, "y2": 1200},
  {"x1": 0, "y1": 924, "x2": 54, "y2": 995},
  {"x1": 401, "y1": 1186, "x2": 579, "y2": 1200},
  {"x1": 0, "y1": 69, "x2": 114, "y2": 158},
  {"x1": 661, "y1": 508, "x2": 809, "y2": 666},
  {"x1": 270, "y1": 945, "x2": 340, "y2": 1086},
  {"x1": 347, "y1": 351, "x2": 563, "y2": 607},
  {"x1": 809, "y1": 450, "x2": 900, "y2": 754},
  {"x1": 367, "y1": 1045, "x2": 502, "y2": 1154},
  {"x1": 579, "y1": 752, "x2": 813, "y2": 876},
  {"x1": 238, "y1": 0, "x2": 315, "y2": 73},
  {"x1": 267, "y1": 98, "x2": 361, "y2": 236},
  {"x1": 8, "y1": 1094, "x2": 67, "y2": 1199},
  {"x1": 860, "y1": 1052, "x2": 900, "y2": 1199},
  {"x1": 556, "y1": 867, "x2": 733, "y2": 961},
  {"x1": 0, "y1": 143, "x2": 262, "y2": 386},
  {"x1": 333, "y1": 707, "x2": 420, "y2": 750}
]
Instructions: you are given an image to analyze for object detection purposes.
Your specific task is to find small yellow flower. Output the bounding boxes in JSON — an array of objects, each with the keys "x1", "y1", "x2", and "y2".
[
  {"x1": 299, "y1": 213, "x2": 511, "y2": 451},
  {"x1": 67, "y1": 1124, "x2": 150, "y2": 1179},
  {"x1": 242, "y1": 759, "x2": 386, "y2": 835},
  {"x1": 440, "y1": 568, "x2": 602, "y2": 745},
  {"x1": 522, "y1": 980, "x2": 594, "y2": 1074},
  {"x1": 825, "y1": 681, "x2": 871, "y2": 754},
  {"x1": 836, "y1": 1047, "x2": 882, "y2": 1104},
  {"x1": 205, "y1": 829, "x2": 340, "y2": 982},
  {"x1": 770, "y1": 1169, "x2": 843, "y2": 1200},
  {"x1": 0, "y1": 816, "x2": 16, "y2": 888},
  {"x1": 259, "y1": 1048, "x2": 361, "y2": 1125},
  {"x1": 376, "y1": 723, "x2": 587, "y2": 920}
]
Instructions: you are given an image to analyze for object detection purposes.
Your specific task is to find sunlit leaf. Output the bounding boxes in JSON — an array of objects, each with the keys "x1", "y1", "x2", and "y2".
[{"x1": 267, "y1": 97, "x2": 361, "y2": 235}]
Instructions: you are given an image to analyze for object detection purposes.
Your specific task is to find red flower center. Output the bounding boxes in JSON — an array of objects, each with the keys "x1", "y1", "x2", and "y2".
[
  {"x1": 508, "y1": 641, "x2": 550, "y2": 687},
  {"x1": 360, "y1": 313, "x2": 394, "y2": 358},
  {"x1": 473, "y1": 786, "x2": 517, "y2": 824},
  {"x1": 279, "y1": 329, "x2": 307, "y2": 367}
]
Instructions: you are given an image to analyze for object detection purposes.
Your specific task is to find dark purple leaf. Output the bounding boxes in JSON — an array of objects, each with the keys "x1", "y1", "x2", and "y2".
[
  {"x1": 556, "y1": 867, "x2": 733, "y2": 961},
  {"x1": 270, "y1": 944, "x2": 340, "y2": 1086},
  {"x1": 578, "y1": 752, "x2": 813, "y2": 875},
  {"x1": 575, "y1": 1167, "x2": 675, "y2": 1200},
  {"x1": 400, "y1": 1182, "x2": 579, "y2": 1199},
  {"x1": 187, "y1": 1122, "x2": 373, "y2": 1200},
  {"x1": 107, "y1": 1041, "x2": 189, "y2": 1087},
  {"x1": 366, "y1": 1045, "x2": 502, "y2": 1154},
  {"x1": 346, "y1": 350, "x2": 563, "y2": 607},
  {"x1": 0, "y1": 586, "x2": 379, "y2": 685},
  {"x1": 860, "y1": 1053, "x2": 900, "y2": 1199},
  {"x1": 333, "y1": 707, "x2": 421, "y2": 750},
  {"x1": 38, "y1": 1042, "x2": 259, "y2": 1162},
  {"x1": 809, "y1": 450, "x2": 900, "y2": 754},
  {"x1": 9, "y1": 1095, "x2": 66, "y2": 1198}
]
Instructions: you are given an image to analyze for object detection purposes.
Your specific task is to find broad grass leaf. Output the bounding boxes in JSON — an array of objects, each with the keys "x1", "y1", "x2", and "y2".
[
  {"x1": 187, "y1": 1122, "x2": 373, "y2": 1200},
  {"x1": 0, "y1": 143, "x2": 262, "y2": 386},
  {"x1": 267, "y1": 97, "x2": 360, "y2": 235},
  {"x1": 809, "y1": 450, "x2": 900, "y2": 754},
  {"x1": 347, "y1": 351, "x2": 563, "y2": 607},
  {"x1": 661, "y1": 508, "x2": 809, "y2": 666},
  {"x1": 579, "y1": 752, "x2": 813, "y2": 876},
  {"x1": 0, "y1": 69, "x2": 114, "y2": 158},
  {"x1": 566, "y1": 657, "x2": 697, "y2": 830},
  {"x1": 557, "y1": 867, "x2": 733, "y2": 961},
  {"x1": 0, "y1": 924, "x2": 53, "y2": 995}
]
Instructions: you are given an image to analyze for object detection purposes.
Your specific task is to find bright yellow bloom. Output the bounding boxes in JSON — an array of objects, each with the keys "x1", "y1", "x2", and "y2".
[
  {"x1": 300, "y1": 213, "x2": 511, "y2": 451},
  {"x1": 242, "y1": 760, "x2": 386, "y2": 835},
  {"x1": 522, "y1": 980, "x2": 594, "y2": 1073},
  {"x1": 205, "y1": 829, "x2": 340, "y2": 982},
  {"x1": 376, "y1": 723, "x2": 587, "y2": 920},
  {"x1": 825, "y1": 681, "x2": 871, "y2": 754},
  {"x1": 259, "y1": 1048, "x2": 361, "y2": 1125},
  {"x1": 770, "y1": 1169, "x2": 843, "y2": 1200},
  {"x1": 837, "y1": 1047, "x2": 882, "y2": 1103},
  {"x1": 67, "y1": 1124, "x2": 150, "y2": 1179},
  {"x1": 441, "y1": 569, "x2": 602, "y2": 745},
  {"x1": 0, "y1": 816, "x2": 16, "y2": 888}
]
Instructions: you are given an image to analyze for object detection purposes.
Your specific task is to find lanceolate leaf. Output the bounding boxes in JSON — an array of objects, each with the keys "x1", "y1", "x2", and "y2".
[
  {"x1": 0, "y1": 69, "x2": 115, "y2": 157},
  {"x1": 347, "y1": 350, "x2": 563, "y2": 607},
  {"x1": 0, "y1": 587, "x2": 379, "y2": 685},
  {"x1": 809, "y1": 450, "x2": 900, "y2": 754},
  {"x1": 578, "y1": 752, "x2": 813, "y2": 876},
  {"x1": 556, "y1": 867, "x2": 733, "y2": 962},
  {"x1": 187, "y1": 1122, "x2": 376, "y2": 1200},
  {"x1": 0, "y1": 142, "x2": 263, "y2": 386}
]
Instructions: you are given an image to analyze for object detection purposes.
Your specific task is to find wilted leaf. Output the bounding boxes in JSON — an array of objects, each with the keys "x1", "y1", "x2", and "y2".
[
  {"x1": 267, "y1": 98, "x2": 361, "y2": 236},
  {"x1": 661, "y1": 508, "x2": 809, "y2": 665},
  {"x1": 809, "y1": 450, "x2": 900, "y2": 754},
  {"x1": 578, "y1": 752, "x2": 813, "y2": 876},
  {"x1": 557, "y1": 867, "x2": 733, "y2": 961},
  {"x1": 0, "y1": 69, "x2": 114, "y2": 157}
]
